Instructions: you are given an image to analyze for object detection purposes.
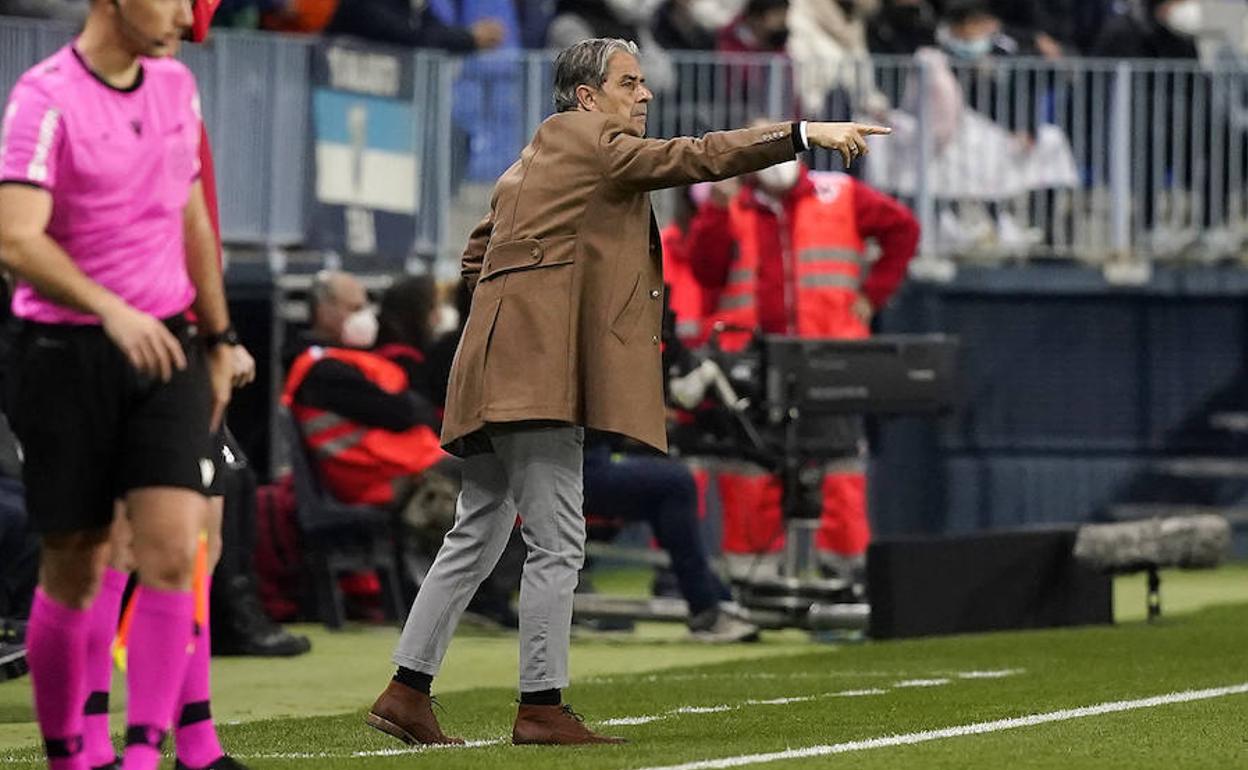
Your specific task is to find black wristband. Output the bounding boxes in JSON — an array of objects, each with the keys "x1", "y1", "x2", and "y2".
[
  {"x1": 201, "y1": 326, "x2": 239, "y2": 348},
  {"x1": 791, "y1": 121, "x2": 807, "y2": 153}
]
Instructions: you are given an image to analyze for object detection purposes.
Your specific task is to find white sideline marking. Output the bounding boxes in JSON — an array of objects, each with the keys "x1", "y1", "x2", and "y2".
[
  {"x1": 894, "y1": 678, "x2": 951, "y2": 688},
  {"x1": 745, "y1": 696, "x2": 815, "y2": 706},
  {"x1": 585, "y1": 671, "x2": 906, "y2": 685},
  {"x1": 605, "y1": 715, "x2": 665, "y2": 726},
  {"x1": 956, "y1": 669, "x2": 1024, "y2": 680},
  {"x1": 829, "y1": 689, "x2": 887, "y2": 697},
  {"x1": 629, "y1": 682, "x2": 1248, "y2": 770},
  {"x1": 238, "y1": 737, "x2": 505, "y2": 759},
  {"x1": 600, "y1": 688, "x2": 888, "y2": 727}
]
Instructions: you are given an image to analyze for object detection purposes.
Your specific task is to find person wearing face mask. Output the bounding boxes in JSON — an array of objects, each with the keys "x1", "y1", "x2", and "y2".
[
  {"x1": 685, "y1": 140, "x2": 918, "y2": 576},
  {"x1": 281, "y1": 270, "x2": 373, "y2": 370},
  {"x1": 933, "y1": 0, "x2": 1013, "y2": 61},
  {"x1": 281, "y1": 276, "x2": 445, "y2": 508}
]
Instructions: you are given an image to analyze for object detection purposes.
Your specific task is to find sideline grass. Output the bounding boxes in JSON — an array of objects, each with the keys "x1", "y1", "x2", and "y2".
[{"x1": 2, "y1": 566, "x2": 1246, "y2": 769}]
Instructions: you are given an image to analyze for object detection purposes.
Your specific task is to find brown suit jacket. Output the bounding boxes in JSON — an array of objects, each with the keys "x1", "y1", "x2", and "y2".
[{"x1": 441, "y1": 111, "x2": 798, "y2": 455}]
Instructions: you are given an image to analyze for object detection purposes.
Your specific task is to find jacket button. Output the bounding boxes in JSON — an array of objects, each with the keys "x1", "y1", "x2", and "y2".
[
  {"x1": 530, "y1": 247, "x2": 541, "y2": 260},
  {"x1": 650, "y1": 289, "x2": 660, "y2": 299},
  {"x1": 652, "y1": 335, "x2": 659, "y2": 345}
]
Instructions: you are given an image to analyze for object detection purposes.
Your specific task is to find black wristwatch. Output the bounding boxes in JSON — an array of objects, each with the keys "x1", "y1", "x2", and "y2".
[{"x1": 201, "y1": 326, "x2": 240, "y2": 348}]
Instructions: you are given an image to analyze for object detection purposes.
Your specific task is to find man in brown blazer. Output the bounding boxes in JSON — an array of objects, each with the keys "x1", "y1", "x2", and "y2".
[{"x1": 366, "y1": 37, "x2": 889, "y2": 747}]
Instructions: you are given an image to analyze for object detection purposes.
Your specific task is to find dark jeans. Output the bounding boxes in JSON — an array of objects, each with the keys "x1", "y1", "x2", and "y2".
[
  {"x1": 0, "y1": 476, "x2": 36, "y2": 619},
  {"x1": 582, "y1": 445, "x2": 726, "y2": 615}
]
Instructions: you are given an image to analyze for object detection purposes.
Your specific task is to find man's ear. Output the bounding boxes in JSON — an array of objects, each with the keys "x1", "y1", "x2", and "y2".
[{"x1": 575, "y1": 84, "x2": 597, "y2": 112}]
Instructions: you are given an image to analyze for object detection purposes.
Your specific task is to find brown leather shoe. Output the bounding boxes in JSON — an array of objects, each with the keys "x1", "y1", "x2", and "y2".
[
  {"x1": 365, "y1": 681, "x2": 465, "y2": 746},
  {"x1": 512, "y1": 704, "x2": 627, "y2": 745}
]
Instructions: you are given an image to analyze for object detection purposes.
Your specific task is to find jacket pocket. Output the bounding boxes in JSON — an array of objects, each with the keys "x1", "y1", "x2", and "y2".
[
  {"x1": 609, "y1": 272, "x2": 645, "y2": 345},
  {"x1": 480, "y1": 238, "x2": 574, "y2": 283}
]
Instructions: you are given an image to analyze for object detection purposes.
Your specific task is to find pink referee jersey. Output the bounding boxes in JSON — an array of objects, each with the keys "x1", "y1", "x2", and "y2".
[{"x1": 0, "y1": 44, "x2": 201, "y2": 325}]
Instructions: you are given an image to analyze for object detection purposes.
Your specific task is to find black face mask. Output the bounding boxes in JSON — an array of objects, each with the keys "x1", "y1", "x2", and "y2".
[{"x1": 766, "y1": 27, "x2": 789, "y2": 48}]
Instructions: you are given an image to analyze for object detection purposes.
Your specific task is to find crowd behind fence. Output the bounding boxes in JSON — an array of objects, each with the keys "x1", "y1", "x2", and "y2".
[{"x1": 4, "y1": 17, "x2": 1248, "y2": 271}]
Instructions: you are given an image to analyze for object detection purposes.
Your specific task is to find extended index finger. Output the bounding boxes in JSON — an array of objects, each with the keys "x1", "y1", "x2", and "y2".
[{"x1": 855, "y1": 124, "x2": 892, "y2": 135}]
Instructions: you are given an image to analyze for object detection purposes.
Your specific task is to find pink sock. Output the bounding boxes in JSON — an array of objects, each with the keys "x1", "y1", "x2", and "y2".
[
  {"x1": 121, "y1": 586, "x2": 193, "y2": 770},
  {"x1": 83, "y1": 568, "x2": 128, "y2": 768},
  {"x1": 27, "y1": 588, "x2": 91, "y2": 770},
  {"x1": 174, "y1": 577, "x2": 223, "y2": 769}
]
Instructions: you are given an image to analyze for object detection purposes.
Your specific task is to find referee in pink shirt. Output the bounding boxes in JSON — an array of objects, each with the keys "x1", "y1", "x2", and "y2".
[{"x1": 0, "y1": 0, "x2": 235, "y2": 768}]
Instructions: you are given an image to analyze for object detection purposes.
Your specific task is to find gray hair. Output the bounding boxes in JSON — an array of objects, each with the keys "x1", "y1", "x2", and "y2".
[{"x1": 552, "y1": 38, "x2": 640, "y2": 113}]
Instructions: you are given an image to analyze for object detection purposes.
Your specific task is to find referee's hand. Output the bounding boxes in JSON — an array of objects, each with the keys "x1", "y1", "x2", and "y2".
[
  {"x1": 230, "y1": 344, "x2": 257, "y2": 389},
  {"x1": 207, "y1": 345, "x2": 234, "y2": 432},
  {"x1": 100, "y1": 301, "x2": 187, "y2": 382}
]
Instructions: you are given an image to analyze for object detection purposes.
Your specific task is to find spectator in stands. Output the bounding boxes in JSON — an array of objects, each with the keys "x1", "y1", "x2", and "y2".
[
  {"x1": 1092, "y1": 0, "x2": 1201, "y2": 241},
  {"x1": 1066, "y1": 0, "x2": 1120, "y2": 56},
  {"x1": 717, "y1": 0, "x2": 789, "y2": 56},
  {"x1": 517, "y1": 0, "x2": 557, "y2": 48},
  {"x1": 986, "y1": 0, "x2": 1070, "y2": 58},
  {"x1": 687, "y1": 140, "x2": 919, "y2": 578},
  {"x1": 547, "y1": 0, "x2": 644, "y2": 46},
  {"x1": 717, "y1": 0, "x2": 793, "y2": 114},
  {"x1": 264, "y1": 0, "x2": 506, "y2": 51},
  {"x1": 547, "y1": 1, "x2": 681, "y2": 93},
  {"x1": 1092, "y1": 0, "x2": 1200, "y2": 59},
  {"x1": 788, "y1": 0, "x2": 887, "y2": 119},
  {"x1": 211, "y1": 0, "x2": 287, "y2": 30},
  {"x1": 862, "y1": 0, "x2": 1080, "y2": 253},
  {"x1": 867, "y1": 0, "x2": 937, "y2": 55},
  {"x1": 651, "y1": 0, "x2": 720, "y2": 51}
]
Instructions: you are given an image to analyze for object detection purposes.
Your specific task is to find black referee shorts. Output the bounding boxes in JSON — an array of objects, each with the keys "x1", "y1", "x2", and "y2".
[{"x1": 11, "y1": 316, "x2": 214, "y2": 535}]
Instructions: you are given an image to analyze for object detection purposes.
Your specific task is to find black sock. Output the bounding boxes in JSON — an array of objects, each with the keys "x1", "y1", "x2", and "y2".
[
  {"x1": 520, "y1": 688, "x2": 561, "y2": 706},
  {"x1": 393, "y1": 667, "x2": 432, "y2": 695}
]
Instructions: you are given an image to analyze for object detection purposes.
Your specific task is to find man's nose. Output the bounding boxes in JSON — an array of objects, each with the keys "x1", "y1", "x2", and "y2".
[
  {"x1": 176, "y1": 0, "x2": 194, "y2": 27},
  {"x1": 638, "y1": 85, "x2": 654, "y2": 103}
]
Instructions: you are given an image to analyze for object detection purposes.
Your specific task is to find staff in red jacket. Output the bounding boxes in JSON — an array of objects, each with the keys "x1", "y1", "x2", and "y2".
[
  {"x1": 282, "y1": 276, "x2": 449, "y2": 506},
  {"x1": 686, "y1": 155, "x2": 919, "y2": 572}
]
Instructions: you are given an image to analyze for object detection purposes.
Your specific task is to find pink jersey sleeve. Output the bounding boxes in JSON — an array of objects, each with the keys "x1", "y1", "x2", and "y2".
[
  {"x1": 188, "y1": 82, "x2": 203, "y2": 181},
  {"x1": 0, "y1": 80, "x2": 65, "y2": 190}
]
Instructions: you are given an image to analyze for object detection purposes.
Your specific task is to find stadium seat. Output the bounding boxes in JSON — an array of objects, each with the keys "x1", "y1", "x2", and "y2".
[{"x1": 277, "y1": 408, "x2": 406, "y2": 629}]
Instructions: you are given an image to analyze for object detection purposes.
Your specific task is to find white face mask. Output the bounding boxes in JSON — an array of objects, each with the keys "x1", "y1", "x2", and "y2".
[
  {"x1": 341, "y1": 308, "x2": 378, "y2": 348},
  {"x1": 1162, "y1": 0, "x2": 1202, "y2": 37},
  {"x1": 937, "y1": 25, "x2": 994, "y2": 60},
  {"x1": 756, "y1": 160, "x2": 801, "y2": 192}
]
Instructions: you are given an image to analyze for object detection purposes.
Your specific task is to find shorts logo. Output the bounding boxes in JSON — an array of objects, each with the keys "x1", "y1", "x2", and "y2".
[{"x1": 199, "y1": 458, "x2": 215, "y2": 489}]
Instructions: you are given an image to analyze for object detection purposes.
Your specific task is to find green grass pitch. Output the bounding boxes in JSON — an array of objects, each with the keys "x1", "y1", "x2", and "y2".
[{"x1": 2, "y1": 565, "x2": 1246, "y2": 769}]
